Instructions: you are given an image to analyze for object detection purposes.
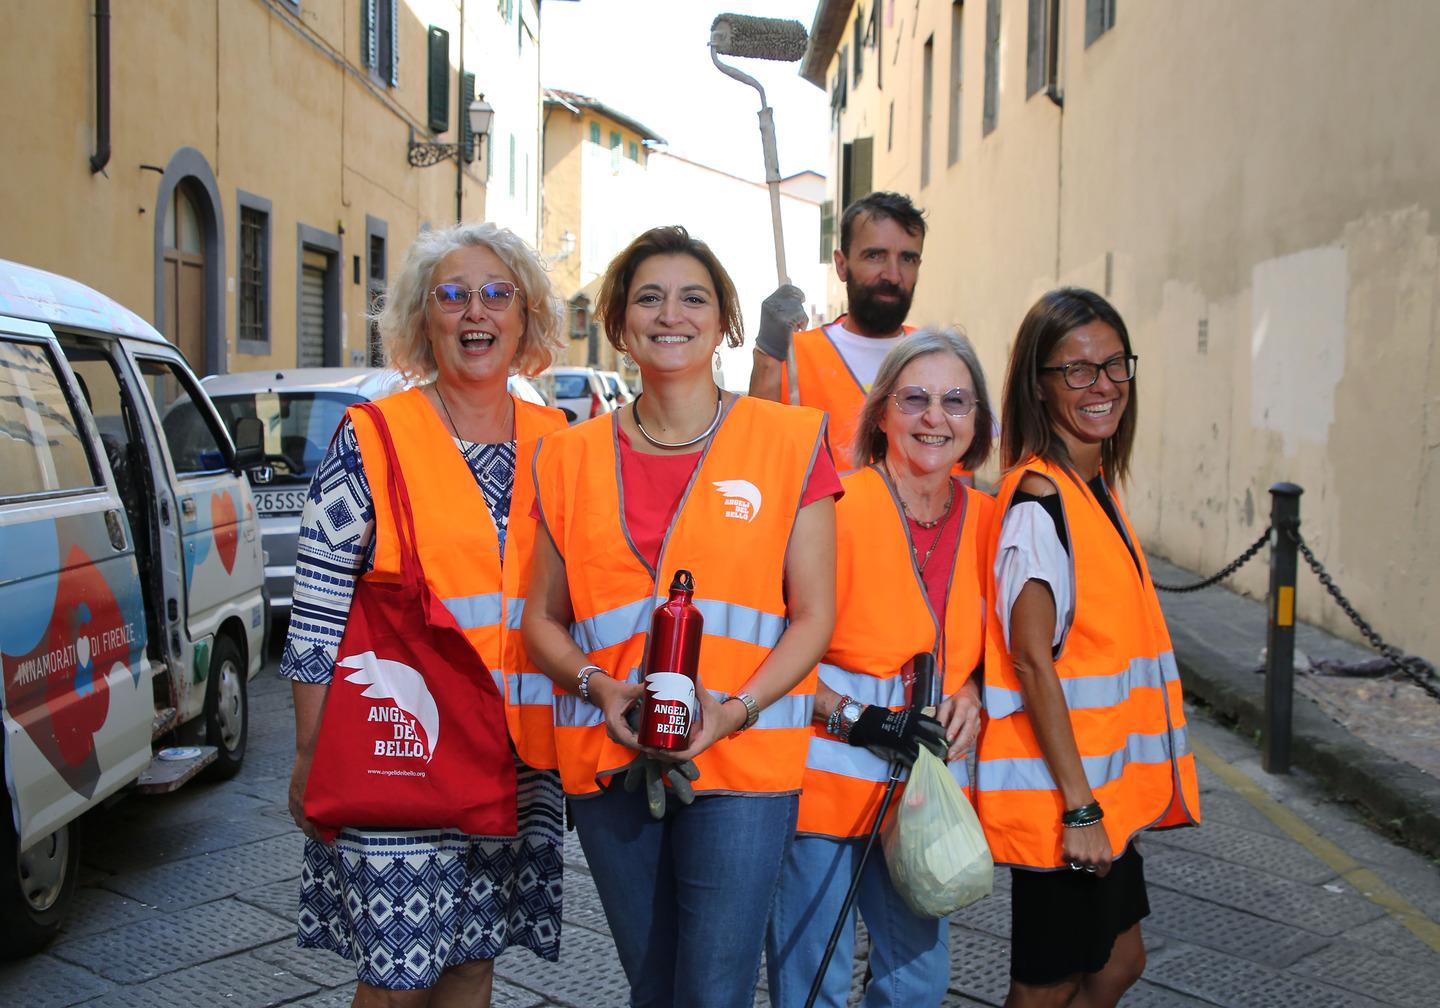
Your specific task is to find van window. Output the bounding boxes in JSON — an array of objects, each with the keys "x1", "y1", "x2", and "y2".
[
  {"x1": 210, "y1": 391, "x2": 359, "y2": 478},
  {"x1": 0, "y1": 338, "x2": 99, "y2": 497},
  {"x1": 136, "y1": 357, "x2": 229, "y2": 474}
]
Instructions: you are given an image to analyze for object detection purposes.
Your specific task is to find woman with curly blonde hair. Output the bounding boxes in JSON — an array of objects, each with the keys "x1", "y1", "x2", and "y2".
[{"x1": 282, "y1": 221, "x2": 568, "y2": 1007}]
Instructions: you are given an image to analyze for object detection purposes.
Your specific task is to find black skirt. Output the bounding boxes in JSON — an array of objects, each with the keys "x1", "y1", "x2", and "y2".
[{"x1": 1008, "y1": 842, "x2": 1150, "y2": 985}]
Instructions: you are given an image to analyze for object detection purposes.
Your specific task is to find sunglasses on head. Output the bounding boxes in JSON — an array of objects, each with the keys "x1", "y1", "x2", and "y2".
[
  {"x1": 431, "y1": 281, "x2": 518, "y2": 313},
  {"x1": 891, "y1": 385, "x2": 977, "y2": 418}
]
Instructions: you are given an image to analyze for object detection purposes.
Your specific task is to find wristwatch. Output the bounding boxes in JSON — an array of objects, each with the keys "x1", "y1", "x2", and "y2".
[
  {"x1": 729, "y1": 692, "x2": 760, "y2": 735},
  {"x1": 837, "y1": 699, "x2": 864, "y2": 742}
]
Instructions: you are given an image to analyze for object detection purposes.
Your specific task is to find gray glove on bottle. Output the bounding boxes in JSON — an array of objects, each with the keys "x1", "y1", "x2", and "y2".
[
  {"x1": 754, "y1": 284, "x2": 809, "y2": 361},
  {"x1": 620, "y1": 707, "x2": 700, "y2": 819}
]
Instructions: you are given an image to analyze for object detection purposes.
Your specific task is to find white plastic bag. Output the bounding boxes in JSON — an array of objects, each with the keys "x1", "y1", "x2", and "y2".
[{"x1": 881, "y1": 747, "x2": 994, "y2": 918}]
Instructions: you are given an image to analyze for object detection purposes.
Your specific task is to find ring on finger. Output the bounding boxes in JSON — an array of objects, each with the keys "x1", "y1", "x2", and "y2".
[
  {"x1": 1069, "y1": 862, "x2": 1082, "y2": 871},
  {"x1": 1084, "y1": 866, "x2": 1097, "y2": 873}
]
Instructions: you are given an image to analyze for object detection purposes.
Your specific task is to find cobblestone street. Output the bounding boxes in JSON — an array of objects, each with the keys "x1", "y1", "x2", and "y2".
[{"x1": 2, "y1": 661, "x2": 1437, "y2": 1007}]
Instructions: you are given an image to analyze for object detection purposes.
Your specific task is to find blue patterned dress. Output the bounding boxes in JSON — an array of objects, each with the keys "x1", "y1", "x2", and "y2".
[{"x1": 281, "y1": 417, "x2": 563, "y2": 989}]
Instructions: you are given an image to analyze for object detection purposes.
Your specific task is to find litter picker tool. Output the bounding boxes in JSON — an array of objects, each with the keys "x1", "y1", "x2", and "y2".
[
  {"x1": 803, "y1": 652, "x2": 940, "y2": 1008},
  {"x1": 709, "y1": 13, "x2": 808, "y2": 404}
]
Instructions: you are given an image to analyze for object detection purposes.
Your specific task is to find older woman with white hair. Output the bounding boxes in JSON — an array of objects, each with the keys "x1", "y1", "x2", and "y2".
[
  {"x1": 282, "y1": 221, "x2": 567, "y2": 1007},
  {"x1": 766, "y1": 328, "x2": 996, "y2": 1007}
]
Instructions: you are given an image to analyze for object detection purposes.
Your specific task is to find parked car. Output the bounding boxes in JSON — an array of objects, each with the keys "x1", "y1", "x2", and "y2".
[
  {"x1": 0, "y1": 258, "x2": 267, "y2": 954},
  {"x1": 203, "y1": 368, "x2": 403, "y2": 626},
  {"x1": 205, "y1": 369, "x2": 545, "y2": 624},
  {"x1": 597, "y1": 369, "x2": 636, "y2": 406},
  {"x1": 549, "y1": 366, "x2": 615, "y2": 424}
]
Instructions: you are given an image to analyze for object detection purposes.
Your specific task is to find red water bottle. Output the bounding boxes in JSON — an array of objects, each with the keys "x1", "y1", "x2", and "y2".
[{"x1": 639, "y1": 569, "x2": 704, "y2": 750}]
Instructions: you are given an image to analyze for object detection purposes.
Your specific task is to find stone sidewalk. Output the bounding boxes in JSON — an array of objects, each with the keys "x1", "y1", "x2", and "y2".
[
  {"x1": 1150, "y1": 555, "x2": 1440, "y2": 861},
  {"x1": 2, "y1": 660, "x2": 1438, "y2": 1006}
]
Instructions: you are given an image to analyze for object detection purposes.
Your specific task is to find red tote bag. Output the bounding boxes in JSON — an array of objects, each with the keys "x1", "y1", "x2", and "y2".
[{"x1": 303, "y1": 402, "x2": 517, "y2": 842}]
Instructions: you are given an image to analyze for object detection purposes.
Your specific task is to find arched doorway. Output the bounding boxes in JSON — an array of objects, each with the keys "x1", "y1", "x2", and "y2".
[
  {"x1": 153, "y1": 148, "x2": 225, "y2": 376},
  {"x1": 162, "y1": 183, "x2": 206, "y2": 369}
]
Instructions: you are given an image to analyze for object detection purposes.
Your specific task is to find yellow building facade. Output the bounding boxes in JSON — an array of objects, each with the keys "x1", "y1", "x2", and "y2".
[
  {"x1": 804, "y1": 1, "x2": 1440, "y2": 660},
  {"x1": 541, "y1": 89, "x2": 663, "y2": 378},
  {"x1": 0, "y1": 0, "x2": 543, "y2": 377}
]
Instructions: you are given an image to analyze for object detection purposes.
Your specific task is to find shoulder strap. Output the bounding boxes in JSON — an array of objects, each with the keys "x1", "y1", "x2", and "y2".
[{"x1": 354, "y1": 401, "x2": 422, "y2": 590}]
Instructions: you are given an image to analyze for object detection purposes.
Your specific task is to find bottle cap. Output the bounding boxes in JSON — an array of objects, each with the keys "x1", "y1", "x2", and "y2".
[{"x1": 670, "y1": 569, "x2": 695, "y2": 592}]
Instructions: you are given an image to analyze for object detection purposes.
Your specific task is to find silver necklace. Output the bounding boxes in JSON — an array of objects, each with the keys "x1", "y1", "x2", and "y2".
[
  {"x1": 632, "y1": 390, "x2": 723, "y2": 450},
  {"x1": 891, "y1": 469, "x2": 955, "y2": 529}
]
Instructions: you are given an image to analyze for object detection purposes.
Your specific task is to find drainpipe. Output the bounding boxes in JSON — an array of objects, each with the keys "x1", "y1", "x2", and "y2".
[
  {"x1": 90, "y1": 0, "x2": 111, "y2": 174},
  {"x1": 455, "y1": 0, "x2": 465, "y2": 223}
]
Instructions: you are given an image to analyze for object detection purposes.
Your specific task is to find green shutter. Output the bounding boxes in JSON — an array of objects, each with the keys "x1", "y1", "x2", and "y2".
[
  {"x1": 819, "y1": 200, "x2": 834, "y2": 262},
  {"x1": 461, "y1": 72, "x2": 476, "y2": 161},
  {"x1": 427, "y1": 27, "x2": 450, "y2": 133}
]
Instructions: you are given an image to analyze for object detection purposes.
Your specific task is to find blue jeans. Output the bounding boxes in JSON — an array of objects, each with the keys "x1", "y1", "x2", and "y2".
[
  {"x1": 765, "y1": 834, "x2": 949, "y2": 1008},
  {"x1": 569, "y1": 783, "x2": 799, "y2": 1008}
]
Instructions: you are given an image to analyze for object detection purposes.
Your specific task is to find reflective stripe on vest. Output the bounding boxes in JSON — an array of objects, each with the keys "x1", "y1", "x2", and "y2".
[
  {"x1": 974, "y1": 457, "x2": 1200, "y2": 869},
  {"x1": 554, "y1": 680, "x2": 814, "y2": 730},
  {"x1": 535, "y1": 396, "x2": 826, "y2": 796},
  {"x1": 817, "y1": 663, "x2": 906, "y2": 708},
  {"x1": 795, "y1": 469, "x2": 992, "y2": 838},
  {"x1": 983, "y1": 650, "x2": 1183, "y2": 719},
  {"x1": 977, "y1": 724, "x2": 1192, "y2": 793},
  {"x1": 500, "y1": 406, "x2": 570, "y2": 771},
  {"x1": 444, "y1": 592, "x2": 503, "y2": 631}
]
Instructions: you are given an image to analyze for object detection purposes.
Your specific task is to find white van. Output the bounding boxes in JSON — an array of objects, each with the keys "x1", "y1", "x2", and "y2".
[{"x1": 0, "y1": 259, "x2": 266, "y2": 955}]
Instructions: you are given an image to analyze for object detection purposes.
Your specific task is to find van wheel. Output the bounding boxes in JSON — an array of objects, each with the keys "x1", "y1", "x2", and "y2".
[
  {"x1": 0, "y1": 808, "x2": 79, "y2": 959},
  {"x1": 203, "y1": 636, "x2": 248, "y2": 780}
]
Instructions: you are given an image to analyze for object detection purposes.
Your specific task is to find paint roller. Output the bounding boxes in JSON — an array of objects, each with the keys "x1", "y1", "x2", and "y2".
[{"x1": 709, "y1": 13, "x2": 809, "y2": 403}]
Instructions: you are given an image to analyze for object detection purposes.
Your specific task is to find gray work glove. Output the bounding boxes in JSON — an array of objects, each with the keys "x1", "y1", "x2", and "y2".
[
  {"x1": 620, "y1": 707, "x2": 700, "y2": 819},
  {"x1": 754, "y1": 284, "x2": 809, "y2": 360}
]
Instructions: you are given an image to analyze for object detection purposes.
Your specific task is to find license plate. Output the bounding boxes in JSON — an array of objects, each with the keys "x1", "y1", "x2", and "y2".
[{"x1": 252, "y1": 489, "x2": 309, "y2": 515}]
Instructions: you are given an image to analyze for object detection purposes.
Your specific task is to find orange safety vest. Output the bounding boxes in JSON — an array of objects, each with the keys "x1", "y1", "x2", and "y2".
[
  {"x1": 349, "y1": 388, "x2": 567, "y2": 769},
  {"x1": 796, "y1": 466, "x2": 994, "y2": 838},
  {"x1": 973, "y1": 457, "x2": 1201, "y2": 869},
  {"x1": 533, "y1": 396, "x2": 827, "y2": 797}
]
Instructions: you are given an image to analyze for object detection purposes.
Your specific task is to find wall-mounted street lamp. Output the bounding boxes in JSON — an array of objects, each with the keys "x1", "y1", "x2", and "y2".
[{"x1": 408, "y1": 96, "x2": 495, "y2": 168}]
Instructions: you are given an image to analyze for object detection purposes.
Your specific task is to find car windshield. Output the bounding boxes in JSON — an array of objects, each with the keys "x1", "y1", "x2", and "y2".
[
  {"x1": 210, "y1": 391, "x2": 359, "y2": 478},
  {"x1": 552, "y1": 373, "x2": 589, "y2": 399}
]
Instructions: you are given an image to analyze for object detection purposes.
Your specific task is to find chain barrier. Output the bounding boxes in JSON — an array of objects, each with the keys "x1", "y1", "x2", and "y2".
[
  {"x1": 1152, "y1": 527, "x2": 1272, "y2": 593},
  {"x1": 1287, "y1": 528, "x2": 1440, "y2": 702},
  {"x1": 1150, "y1": 515, "x2": 1439, "y2": 702}
]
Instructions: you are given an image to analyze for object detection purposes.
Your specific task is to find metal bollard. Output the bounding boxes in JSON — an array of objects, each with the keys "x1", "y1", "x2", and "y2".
[{"x1": 1263, "y1": 483, "x2": 1303, "y2": 774}]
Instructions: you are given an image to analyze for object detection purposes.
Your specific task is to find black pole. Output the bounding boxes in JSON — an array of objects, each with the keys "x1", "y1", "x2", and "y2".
[
  {"x1": 1263, "y1": 482, "x2": 1303, "y2": 774},
  {"x1": 90, "y1": 0, "x2": 111, "y2": 174}
]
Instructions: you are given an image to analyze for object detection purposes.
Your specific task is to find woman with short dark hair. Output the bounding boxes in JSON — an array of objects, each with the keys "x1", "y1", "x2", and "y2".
[
  {"x1": 523, "y1": 226, "x2": 840, "y2": 1008},
  {"x1": 975, "y1": 288, "x2": 1201, "y2": 1008}
]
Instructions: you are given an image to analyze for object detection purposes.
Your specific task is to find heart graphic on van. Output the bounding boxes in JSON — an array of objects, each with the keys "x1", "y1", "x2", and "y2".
[{"x1": 212, "y1": 492, "x2": 238, "y2": 574}]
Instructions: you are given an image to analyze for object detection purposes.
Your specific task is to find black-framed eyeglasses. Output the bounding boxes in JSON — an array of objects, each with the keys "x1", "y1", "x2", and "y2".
[
  {"x1": 1038, "y1": 354, "x2": 1138, "y2": 390},
  {"x1": 431, "y1": 281, "x2": 518, "y2": 314},
  {"x1": 890, "y1": 385, "x2": 978, "y2": 418}
]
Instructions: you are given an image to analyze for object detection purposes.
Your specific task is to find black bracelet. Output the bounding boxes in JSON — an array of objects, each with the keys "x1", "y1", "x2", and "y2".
[{"x1": 1061, "y1": 802, "x2": 1104, "y2": 828}]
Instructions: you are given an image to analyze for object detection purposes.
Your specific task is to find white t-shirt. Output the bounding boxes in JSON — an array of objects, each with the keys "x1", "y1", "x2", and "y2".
[{"x1": 824, "y1": 322, "x2": 905, "y2": 392}]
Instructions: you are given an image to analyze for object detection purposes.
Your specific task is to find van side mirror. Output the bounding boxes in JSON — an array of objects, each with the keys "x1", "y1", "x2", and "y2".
[{"x1": 231, "y1": 416, "x2": 265, "y2": 472}]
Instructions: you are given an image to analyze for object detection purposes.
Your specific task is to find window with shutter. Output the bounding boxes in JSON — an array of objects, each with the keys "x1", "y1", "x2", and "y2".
[
  {"x1": 948, "y1": 2, "x2": 963, "y2": 165},
  {"x1": 427, "y1": 27, "x2": 450, "y2": 133},
  {"x1": 819, "y1": 200, "x2": 834, "y2": 262},
  {"x1": 1027, "y1": 0, "x2": 1059, "y2": 98},
  {"x1": 1086, "y1": 0, "x2": 1116, "y2": 46},
  {"x1": 461, "y1": 72, "x2": 476, "y2": 161},
  {"x1": 983, "y1": 0, "x2": 1001, "y2": 135},
  {"x1": 921, "y1": 38, "x2": 934, "y2": 188}
]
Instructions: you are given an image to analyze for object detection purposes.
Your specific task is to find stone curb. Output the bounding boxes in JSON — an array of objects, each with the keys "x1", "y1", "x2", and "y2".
[{"x1": 1168, "y1": 617, "x2": 1440, "y2": 862}]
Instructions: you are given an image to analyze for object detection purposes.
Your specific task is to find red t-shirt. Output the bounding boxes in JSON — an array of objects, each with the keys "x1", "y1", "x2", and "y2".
[
  {"x1": 618, "y1": 427, "x2": 842, "y2": 569},
  {"x1": 904, "y1": 478, "x2": 964, "y2": 614}
]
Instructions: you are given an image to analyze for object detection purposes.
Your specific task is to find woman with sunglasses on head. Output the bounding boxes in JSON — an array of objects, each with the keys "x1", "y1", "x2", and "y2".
[
  {"x1": 523, "y1": 225, "x2": 839, "y2": 1008},
  {"x1": 974, "y1": 288, "x2": 1200, "y2": 1008},
  {"x1": 765, "y1": 329, "x2": 996, "y2": 1008},
  {"x1": 281, "y1": 222, "x2": 568, "y2": 1007}
]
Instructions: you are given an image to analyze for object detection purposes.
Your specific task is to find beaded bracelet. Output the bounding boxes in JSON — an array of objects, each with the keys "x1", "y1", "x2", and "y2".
[
  {"x1": 1061, "y1": 801, "x2": 1104, "y2": 828},
  {"x1": 826, "y1": 695, "x2": 853, "y2": 738}
]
